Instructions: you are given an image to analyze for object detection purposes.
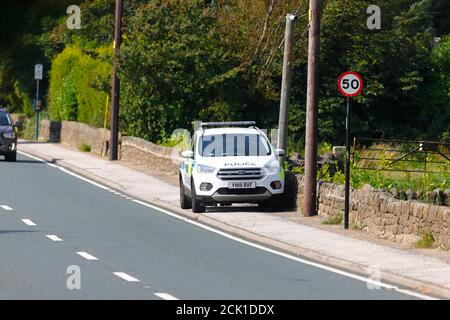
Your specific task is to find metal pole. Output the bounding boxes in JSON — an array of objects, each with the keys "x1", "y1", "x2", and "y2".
[
  {"x1": 344, "y1": 96, "x2": 351, "y2": 229},
  {"x1": 304, "y1": 0, "x2": 321, "y2": 217},
  {"x1": 277, "y1": 14, "x2": 297, "y2": 164},
  {"x1": 109, "y1": 0, "x2": 123, "y2": 161},
  {"x1": 35, "y1": 80, "x2": 39, "y2": 142}
]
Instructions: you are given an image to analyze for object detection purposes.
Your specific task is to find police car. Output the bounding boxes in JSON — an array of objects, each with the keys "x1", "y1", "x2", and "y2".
[{"x1": 179, "y1": 121, "x2": 285, "y2": 213}]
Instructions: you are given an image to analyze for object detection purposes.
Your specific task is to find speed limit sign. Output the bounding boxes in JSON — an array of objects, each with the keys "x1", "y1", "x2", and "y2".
[
  {"x1": 338, "y1": 71, "x2": 363, "y2": 97},
  {"x1": 337, "y1": 71, "x2": 363, "y2": 231}
]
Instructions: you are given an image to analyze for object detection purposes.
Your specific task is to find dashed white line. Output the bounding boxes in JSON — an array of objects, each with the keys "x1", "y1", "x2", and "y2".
[
  {"x1": 113, "y1": 272, "x2": 140, "y2": 282},
  {"x1": 21, "y1": 219, "x2": 36, "y2": 226},
  {"x1": 1, "y1": 205, "x2": 13, "y2": 211},
  {"x1": 76, "y1": 251, "x2": 98, "y2": 261},
  {"x1": 46, "y1": 235, "x2": 63, "y2": 242},
  {"x1": 154, "y1": 293, "x2": 178, "y2": 300}
]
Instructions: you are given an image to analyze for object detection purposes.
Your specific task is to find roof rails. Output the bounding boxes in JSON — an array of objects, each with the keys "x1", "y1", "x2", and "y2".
[{"x1": 200, "y1": 121, "x2": 256, "y2": 128}]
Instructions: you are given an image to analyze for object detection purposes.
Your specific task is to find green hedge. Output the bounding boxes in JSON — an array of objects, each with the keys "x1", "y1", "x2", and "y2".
[{"x1": 48, "y1": 46, "x2": 111, "y2": 127}]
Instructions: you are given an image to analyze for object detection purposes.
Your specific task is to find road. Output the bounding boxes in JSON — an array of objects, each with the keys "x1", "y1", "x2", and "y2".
[{"x1": 0, "y1": 153, "x2": 418, "y2": 299}]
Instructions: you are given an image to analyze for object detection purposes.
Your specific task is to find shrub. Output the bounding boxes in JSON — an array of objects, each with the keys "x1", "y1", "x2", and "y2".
[
  {"x1": 415, "y1": 232, "x2": 435, "y2": 248},
  {"x1": 322, "y1": 213, "x2": 343, "y2": 225},
  {"x1": 79, "y1": 144, "x2": 91, "y2": 152},
  {"x1": 48, "y1": 46, "x2": 111, "y2": 127}
]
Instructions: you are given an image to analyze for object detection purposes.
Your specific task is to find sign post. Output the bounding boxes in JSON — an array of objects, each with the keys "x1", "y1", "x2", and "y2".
[
  {"x1": 337, "y1": 71, "x2": 363, "y2": 229},
  {"x1": 34, "y1": 64, "x2": 43, "y2": 142}
]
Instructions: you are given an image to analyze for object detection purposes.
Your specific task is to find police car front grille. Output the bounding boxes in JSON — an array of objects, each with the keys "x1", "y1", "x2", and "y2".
[{"x1": 217, "y1": 168, "x2": 264, "y2": 180}]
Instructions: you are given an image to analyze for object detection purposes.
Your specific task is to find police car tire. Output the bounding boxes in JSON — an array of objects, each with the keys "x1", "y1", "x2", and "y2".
[
  {"x1": 191, "y1": 181, "x2": 205, "y2": 213},
  {"x1": 179, "y1": 177, "x2": 192, "y2": 209}
]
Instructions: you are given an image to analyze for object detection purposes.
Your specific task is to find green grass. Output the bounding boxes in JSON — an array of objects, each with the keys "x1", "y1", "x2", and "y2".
[
  {"x1": 415, "y1": 232, "x2": 435, "y2": 248},
  {"x1": 351, "y1": 220, "x2": 364, "y2": 230},
  {"x1": 319, "y1": 162, "x2": 449, "y2": 202},
  {"x1": 79, "y1": 144, "x2": 91, "y2": 152},
  {"x1": 321, "y1": 213, "x2": 343, "y2": 225}
]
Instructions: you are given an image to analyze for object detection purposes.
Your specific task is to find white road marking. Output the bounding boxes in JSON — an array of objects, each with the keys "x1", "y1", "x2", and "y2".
[
  {"x1": 113, "y1": 272, "x2": 140, "y2": 282},
  {"x1": 17, "y1": 151, "x2": 110, "y2": 191},
  {"x1": 76, "y1": 252, "x2": 98, "y2": 260},
  {"x1": 21, "y1": 219, "x2": 36, "y2": 226},
  {"x1": 154, "y1": 293, "x2": 178, "y2": 300},
  {"x1": 0, "y1": 205, "x2": 13, "y2": 211},
  {"x1": 132, "y1": 199, "x2": 437, "y2": 301},
  {"x1": 46, "y1": 235, "x2": 63, "y2": 242},
  {"x1": 17, "y1": 150, "x2": 438, "y2": 300}
]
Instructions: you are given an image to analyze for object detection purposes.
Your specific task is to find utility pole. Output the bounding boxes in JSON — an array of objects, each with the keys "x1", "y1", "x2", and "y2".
[
  {"x1": 304, "y1": 0, "x2": 321, "y2": 216},
  {"x1": 109, "y1": 0, "x2": 123, "y2": 161},
  {"x1": 277, "y1": 14, "x2": 297, "y2": 164}
]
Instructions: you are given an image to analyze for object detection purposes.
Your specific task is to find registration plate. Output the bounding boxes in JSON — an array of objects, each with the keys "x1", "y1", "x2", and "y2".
[{"x1": 228, "y1": 182, "x2": 256, "y2": 189}]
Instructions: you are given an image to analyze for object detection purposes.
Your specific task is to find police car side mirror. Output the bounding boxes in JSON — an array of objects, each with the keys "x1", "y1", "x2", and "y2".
[
  {"x1": 181, "y1": 150, "x2": 194, "y2": 159},
  {"x1": 275, "y1": 149, "x2": 285, "y2": 157}
]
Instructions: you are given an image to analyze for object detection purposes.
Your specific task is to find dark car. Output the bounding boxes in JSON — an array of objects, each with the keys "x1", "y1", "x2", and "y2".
[{"x1": 0, "y1": 109, "x2": 19, "y2": 162}]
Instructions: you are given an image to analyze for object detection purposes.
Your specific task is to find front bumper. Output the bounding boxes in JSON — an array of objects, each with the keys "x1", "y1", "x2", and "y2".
[
  {"x1": 0, "y1": 138, "x2": 17, "y2": 155},
  {"x1": 193, "y1": 170, "x2": 284, "y2": 204}
]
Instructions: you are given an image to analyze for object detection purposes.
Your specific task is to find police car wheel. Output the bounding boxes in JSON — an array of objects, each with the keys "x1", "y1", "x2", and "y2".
[
  {"x1": 191, "y1": 181, "x2": 205, "y2": 213},
  {"x1": 179, "y1": 176, "x2": 192, "y2": 209}
]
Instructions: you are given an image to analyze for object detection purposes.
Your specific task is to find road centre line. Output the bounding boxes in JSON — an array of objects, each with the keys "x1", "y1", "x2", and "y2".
[
  {"x1": 76, "y1": 251, "x2": 98, "y2": 261},
  {"x1": 46, "y1": 235, "x2": 63, "y2": 242},
  {"x1": 113, "y1": 272, "x2": 140, "y2": 282},
  {"x1": 21, "y1": 219, "x2": 36, "y2": 226},
  {"x1": 154, "y1": 292, "x2": 178, "y2": 300}
]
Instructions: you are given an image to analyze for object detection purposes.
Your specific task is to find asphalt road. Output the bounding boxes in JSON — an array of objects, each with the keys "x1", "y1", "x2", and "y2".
[{"x1": 0, "y1": 153, "x2": 418, "y2": 299}]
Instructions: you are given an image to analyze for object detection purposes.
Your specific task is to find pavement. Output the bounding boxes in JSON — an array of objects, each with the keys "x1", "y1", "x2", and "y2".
[{"x1": 0, "y1": 141, "x2": 448, "y2": 299}]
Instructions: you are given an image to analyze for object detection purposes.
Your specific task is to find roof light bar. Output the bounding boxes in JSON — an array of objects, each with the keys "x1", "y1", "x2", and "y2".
[{"x1": 200, "y1": 121, "x2": 256, "y2": 128}]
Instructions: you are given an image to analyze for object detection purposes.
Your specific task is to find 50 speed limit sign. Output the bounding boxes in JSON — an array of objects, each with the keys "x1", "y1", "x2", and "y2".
[
  {"x1": 338, "y1": 71, "x2": 363, "y2": 97},
  {"x1": 337, "y1": 71, "x2": 363, "y2": 231}
]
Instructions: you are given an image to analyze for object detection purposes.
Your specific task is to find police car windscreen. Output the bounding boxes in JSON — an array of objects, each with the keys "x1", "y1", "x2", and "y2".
[{"x1": 200, "y1": 134, "x2": 271, "y2": 157}]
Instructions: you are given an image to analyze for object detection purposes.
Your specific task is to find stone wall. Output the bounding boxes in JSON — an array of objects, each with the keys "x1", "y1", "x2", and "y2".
[
  {"x1": 296, "y1": 175, "x2": 450, "y2": 247},
  {"x1": 38, "y1": 120, "x2": 111, "y2": 155},
  {"x1": 37, "y1": 120, "x2": 181, "y2": 176},
  {"x1": 39, "y1": 120, "x2": 61, "y2": 143},
  {"x1": 120, "y1": 136, "x2": 181, "y2": 176},
  {"x1": 59, "y1": 121, "x2": 110, "y2": 155}
]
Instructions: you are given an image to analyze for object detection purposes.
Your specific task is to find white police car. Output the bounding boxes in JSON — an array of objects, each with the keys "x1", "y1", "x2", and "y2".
[{"x1": 179, "y1": 122, "x2": 285, "y2": 213}]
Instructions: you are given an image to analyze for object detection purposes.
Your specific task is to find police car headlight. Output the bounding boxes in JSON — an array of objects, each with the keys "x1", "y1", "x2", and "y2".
[
  {"x1": 2, "y1": 132, "x2": 16, "y2": 139},
  {"x1": 197, "y1": 164, "x2": 216, "y2": 174},
  {"x1": 264, "y1": 160, "x2": 280, "y2": 175}
]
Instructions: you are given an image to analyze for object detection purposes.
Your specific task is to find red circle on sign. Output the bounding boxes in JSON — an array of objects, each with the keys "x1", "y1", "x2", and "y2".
[{"x1": 337, "y1": 71, "x2": 364, "y2": 97}]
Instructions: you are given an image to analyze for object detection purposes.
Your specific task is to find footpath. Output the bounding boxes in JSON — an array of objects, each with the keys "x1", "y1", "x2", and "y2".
[{"x1": 18, "y1": 141, "x2": 450, "y2": 299}]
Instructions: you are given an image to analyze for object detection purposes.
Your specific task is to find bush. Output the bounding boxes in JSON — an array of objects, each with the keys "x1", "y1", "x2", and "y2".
[
  {"x1": 322, "y1": 213, "x2": 343, "y2": 225},
  {"x1": 119, "y1": 0, "x2": 261, "y2": 142},
  {"x1": 79, "y1": 144, "x2": 91, "y2": 152},
  {"x1": 48, "y1": 46, "x2": 111, "y2": 127},
  {"x1": 415, "y1": 232, "x2": 435, "y2": 248}
]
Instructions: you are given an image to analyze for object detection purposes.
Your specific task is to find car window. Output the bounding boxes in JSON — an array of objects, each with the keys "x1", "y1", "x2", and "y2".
[
  {"x1": 199, "y1": 133, "x2": 271, "y2": 157},
  {"x1": 0, "y1": 112, "x2": 12, "y2": 126}
]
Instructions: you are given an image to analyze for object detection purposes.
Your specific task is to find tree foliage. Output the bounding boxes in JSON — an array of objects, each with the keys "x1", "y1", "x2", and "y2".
[{"x1": 0, "y1": 0, "x2": 448, "y2": 150}]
